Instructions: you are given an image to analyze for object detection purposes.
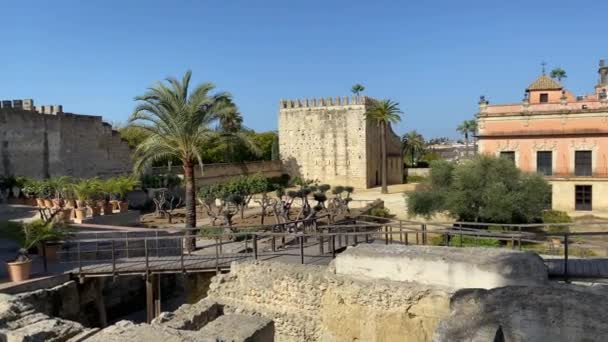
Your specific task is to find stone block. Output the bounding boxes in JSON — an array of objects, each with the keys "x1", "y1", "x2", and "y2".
[
  {"x1": 334, "y1": 244, "x2": 548, "y2": 290},
  {"x1": 152, "y1": 298, "x2": 222, "y2": 330},
  {"x1": 197, "y1": 314, "x2": 274, "y2": 342},
  {"x1": 434, "y1": 284, "x2": 608, "y2": 342}
]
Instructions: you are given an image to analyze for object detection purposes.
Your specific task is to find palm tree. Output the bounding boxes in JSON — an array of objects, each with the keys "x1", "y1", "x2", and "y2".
[
  {"x1": 550, "y1": 67, "x2": 567, "y2": 82},
  {"x1": 130, "y1": 71, "x2": 232, "y2": 240},
  {"x1": 351, "y1": 84, "x2": 365, "y2": 96},
  {"x1": 215, "y1": 105, "x2": 261, "y2": 162},
  {"x1": 456, "y1": 119, "x2": 477, "y2": 157},
  {"x1": 365, "y1": 99, "x2": 403, "y2": 194},
  {"x1": 402, "y1": 130, "x2": 426, "y2": 166}
]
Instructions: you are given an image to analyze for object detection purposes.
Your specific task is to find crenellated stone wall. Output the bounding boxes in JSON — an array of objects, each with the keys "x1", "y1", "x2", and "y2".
[
  {"x1": 278, "y1": 96, "x2": 402, "y2": 188},
  {"x1": 0, "y1": 108, "x2": 132, "y2": 178}
]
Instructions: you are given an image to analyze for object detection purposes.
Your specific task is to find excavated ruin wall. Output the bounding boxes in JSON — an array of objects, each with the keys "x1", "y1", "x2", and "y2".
[{"x1": 206, "y1": 261, "x2": 453, "y2": 342}]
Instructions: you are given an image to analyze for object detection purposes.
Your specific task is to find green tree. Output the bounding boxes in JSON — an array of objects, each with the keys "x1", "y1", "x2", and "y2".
[
  {"x1": 407, "y1": 156, "x2": 551, "y2": 223},
  {"x1": 130, "y1": 71, "x2": 232, "y2": 236},
  {"x1": 550, "y1": 67, "x2": 567, "y2": 82},
  {"x1": 215, "y1": 106, "x2": 261, "y2": 163},
  {"x1": 456, "y1": 119, "x2": 477, "y2": 157},
  {"x1": 351, "y1": 84, "x2": 365, "y2": 96},
  {"x1": 365, "y1": 99, "x2": 403, "y2": 194},
  {"x1": 271, "y1": 133, "x2": 279, "y2": 161},
  {"x1": 117, "y1": 125, "x2": 150, "y2": 149},
  {"x1": 401, "y1": 130, "x2": 426, "y2": 167},
  {"x1": 251, "y1": 131, "x2": 277, "y2": 161}
]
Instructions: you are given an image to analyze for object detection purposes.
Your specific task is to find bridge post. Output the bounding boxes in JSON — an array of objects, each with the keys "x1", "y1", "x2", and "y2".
[
  {"x1": 253, "y1": 234, "x2": 258, "y2": 260},
  {"x1": 215, "y1": 237, "x2": 220, "y2": 274},
  {"x1": 300, "y1": 236, "x2": 304, "y2": 264},
  {"x1": 318, "y1": 233, "x2": 324, "y2": 254},
  {"x1": 331, "y1": 235, "x2": 336, "y2": 258},
  {"x1": 422, "y1": 224, "x2": 427, "y2": 245},
  {"x1": 385, "y1": 226, "x2": 389, "y2": 245},
  {"x1": 111, "y1": 240, "x2": 116, "y2": 275},
  {"x1": 146, "y1": 274, "x2": 161, "y2": 323},
  {"x1": 77, "y1": 241, "x2": 82, "y2": 274},
  {"x1": 564, "y1": 233, "x2": 569, "y2": 282}
]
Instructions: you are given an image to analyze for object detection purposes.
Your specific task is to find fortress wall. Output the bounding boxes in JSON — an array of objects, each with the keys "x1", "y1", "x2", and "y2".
[
  {"x1": 278, "y1": 98, "x2": 369, "y2": 188},
  {"x1": 278, "y1": 96, "x2": 403, "y2": 188},
  {"x1": 0, "y1": 109, "x2": 132, "y2": 178},
  {"x1": 365, "y1": 120, "x2": 403, "y2": 187}
]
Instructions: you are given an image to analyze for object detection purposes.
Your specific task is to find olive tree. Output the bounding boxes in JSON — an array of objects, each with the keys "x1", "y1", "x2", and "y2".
[{"x1": 407, "y1": 156, "x2": 551, "y2": 223}]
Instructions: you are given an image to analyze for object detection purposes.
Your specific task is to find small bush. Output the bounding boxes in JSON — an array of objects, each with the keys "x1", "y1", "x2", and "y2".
[
  {"x1": 450, "y1": 235, "x2": 501, "y2": 247},
  {"x1": 406, "y1": 175, "x2": 426, "y2": 183},
  {"x1": 428, "y1": 233, "x2": 500, "y2": 247},
  {"x1": 542, "y1": 210, "x2": 571, "y2": 234},
  {"x1": 369, "y1": 207, "x2": 392, "y2": 218}
]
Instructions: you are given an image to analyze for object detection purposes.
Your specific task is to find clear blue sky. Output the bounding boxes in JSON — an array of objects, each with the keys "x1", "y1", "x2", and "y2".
[{"x1": 2, "y1": 1, "x2": 606, "y2": 139}]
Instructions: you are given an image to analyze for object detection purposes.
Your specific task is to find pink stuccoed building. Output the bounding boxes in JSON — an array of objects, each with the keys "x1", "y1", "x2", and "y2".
[{"x1": 477, "y1": 59, "x2": 608, "y2": 216}]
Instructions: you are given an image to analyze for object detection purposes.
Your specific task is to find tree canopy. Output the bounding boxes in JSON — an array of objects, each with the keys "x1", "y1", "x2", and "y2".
[
  {"x1": 407, "y1": 156, "x2": 551, "y2": 223},
  {"x1": 351, "y1": 83, "x2": 365, "y2": 96},
  {"x1": 550, "y1": 67, "x2": 567, "y2": 82},
  {"x1": 402, "y1": 130, "x2": 426, "y2": 166}
]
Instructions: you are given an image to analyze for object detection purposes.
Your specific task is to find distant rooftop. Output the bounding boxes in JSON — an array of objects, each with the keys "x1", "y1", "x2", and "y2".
[{"x1": 527, "y1": 75, "x2": 562, "y2": 91}]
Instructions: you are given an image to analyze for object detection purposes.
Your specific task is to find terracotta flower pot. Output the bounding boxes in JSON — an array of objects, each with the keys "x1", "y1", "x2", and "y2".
[
  {"x1": 52, "y1": 198, "x2": 64, "y2": 208},
  {"x1": 75, "y1": 208, "x2": 87, "y2": 220},
  {"x1": 44, "y1": 243, "x2": 62, "y2": 263},
  {"x1": 56, "y1": 208, "x2": 73, "y2": 223},
  {"x1": 111, "y1": 200, "x2": 120, "y2": 211},
  {"x1": 36, "y1": 198, "x2": 45, "y2": 208},
  {"x1": 44, "y1": 199, "x2": 53, "y2": 208},
  {"x1": 6, "y1": 259, "x2": 32, "y2": 282},
  {"x1": 119, "y1": 201, "x2": 129, "y2": 213},
  {"x1": 90, "y1": 205, "x2": 101, "y2": 217},
  {"x1": 102, "y1": 202, "x2": 114, "y2": 215}
]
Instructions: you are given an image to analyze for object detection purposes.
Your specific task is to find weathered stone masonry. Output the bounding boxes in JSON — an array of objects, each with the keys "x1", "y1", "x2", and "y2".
[
  {"x1": 0, "y1": 108, "x2": 132, "y2": 178},
  {"x1": 278, "y1": 96, "x2": 402, "y2": 188}
]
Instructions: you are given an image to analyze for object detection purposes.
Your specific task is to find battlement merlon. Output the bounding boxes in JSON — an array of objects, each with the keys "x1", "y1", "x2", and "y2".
[{"x1": 279, "y1": 95, "x2": 376, "y2": 109}]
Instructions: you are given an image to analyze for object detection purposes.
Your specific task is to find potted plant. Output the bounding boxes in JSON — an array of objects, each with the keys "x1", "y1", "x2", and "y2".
[
  {"x1": 87, "y1": 180, "x2": 102, "y2": 217},
  {"x1": 35, "y1": 180, "x2": 54, "y2": 208},
  {"x1": 2, "y1": 220, "x2": 66, "y2": 282},
  {"x1": 113, "y1": 176, "x2": 138, "y2": 213},
  {"x1": 97, "y1": 178, "x2": 115, "y2": 216},
  {"x1": 22, "y1": 180, "x2": 43, "y2": 208},
  {"x1": 73, "y1": 180, "x2": 93, "y2": 220}
]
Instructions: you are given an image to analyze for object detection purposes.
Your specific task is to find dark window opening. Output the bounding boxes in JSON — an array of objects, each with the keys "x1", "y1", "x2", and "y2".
[
  {"x1": 575, "y1": 151, "x2": 592, "y2": 176},
  {"x1": 540, "y1": 93, "x2": 549, "y2": 103},
  {"x1": 500, "y1": 151, "x2": 515, "y2": 163},
  {"x1": 575, "y1": 185, "x2": 592, "y2": 211},
  {"x1": 536, "y1": 151, "x2": 552, "y2": 176}
]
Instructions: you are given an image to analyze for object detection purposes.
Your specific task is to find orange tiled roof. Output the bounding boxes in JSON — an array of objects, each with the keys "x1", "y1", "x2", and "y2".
[{"x1": 527, "y1": 75, "x2": 563, "y2": 91}]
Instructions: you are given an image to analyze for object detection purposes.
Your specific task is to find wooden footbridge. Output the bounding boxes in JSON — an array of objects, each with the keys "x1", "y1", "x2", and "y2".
[{"x1": 56, "y1": 216, "x2": 608, "y2": 322}]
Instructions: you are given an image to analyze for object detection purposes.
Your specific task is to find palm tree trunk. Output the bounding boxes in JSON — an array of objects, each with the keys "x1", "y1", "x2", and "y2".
[
  {"x1": 464, "y1": 132, "x2": 469, "y2": 158},
  {"x1": 381, "y1": 123, "x2": 388, "y2": 194},
  {"x1": 183, "y1": 161, "x2": 196, "y2": 251}
]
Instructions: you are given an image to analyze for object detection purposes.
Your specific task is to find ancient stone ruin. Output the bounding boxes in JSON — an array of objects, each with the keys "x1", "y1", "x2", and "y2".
[{"x1": 1, "y1": 245, "x2": 607, "y2": 341}]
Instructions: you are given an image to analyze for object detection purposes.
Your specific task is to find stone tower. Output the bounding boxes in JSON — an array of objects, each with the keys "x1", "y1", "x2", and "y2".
[
  {"x1": 278, "y1": 96, "x2": 402, "y2": 188},
  {"x1": 599, "y1": 59, "x2": 608, "y2": 86}
]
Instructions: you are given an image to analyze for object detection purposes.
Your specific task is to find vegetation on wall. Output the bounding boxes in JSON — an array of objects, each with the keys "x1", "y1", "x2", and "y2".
[{"x1": 407, "y1": 156, "x2": 551, "y2": 223}]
